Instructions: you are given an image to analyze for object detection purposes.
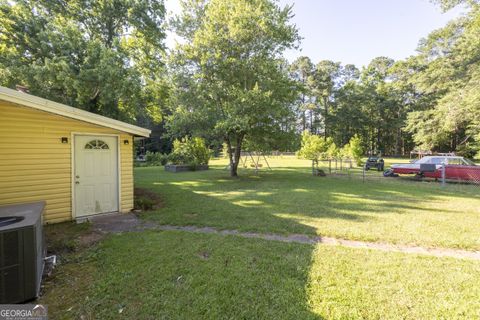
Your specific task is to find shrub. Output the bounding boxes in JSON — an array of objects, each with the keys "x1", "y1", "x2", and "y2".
[
  {"x1": 297, "y1": 131, "x2": 335, "y2": 161},
  {"x1": 346, "y1": 134, "x2": 364, "y2": 166},
  {"x1": 189, "y1": 137, "x2": 211, "y2": 166},
  {"x1": 297, "y1": 132, "x2": 364, "y2": 168},
  {"x1": 327, "y1": 141, "x2": 340, "y2": 159},
  {"x1": 144, "y1": 151, "x2": 168, "y2": 166},
  {"x1": 168, "y1": 137, "x2": 211, "y2": 168},
  {"x1": 340, "y1": 144, "x2": 351, "y2": 160}
]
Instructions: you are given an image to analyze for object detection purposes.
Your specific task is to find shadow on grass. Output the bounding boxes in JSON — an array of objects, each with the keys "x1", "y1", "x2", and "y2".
[
  {"x1": 41, "y1": 190, "x2": 324, "y2": 319},
  {"x1": 136, "y1": 166, "x2": 477, "y2": 233},
  {"x1": 61, "y1": 231, "x2": 325, "y2": 319},
  {"x1": 135, "y1": 165, "x2": 480, "y2": 251},
  {"x1": 38, "y1": 165, "x2": 479, "y2": 318}
]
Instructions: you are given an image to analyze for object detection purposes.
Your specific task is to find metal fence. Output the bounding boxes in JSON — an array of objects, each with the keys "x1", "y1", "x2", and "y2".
[
  {"x1": 312, "y1": 159, "x2": 480, "y2": 188},
  {"x1": 232, "y1": 153, "x2": 480, "y2": 188}
]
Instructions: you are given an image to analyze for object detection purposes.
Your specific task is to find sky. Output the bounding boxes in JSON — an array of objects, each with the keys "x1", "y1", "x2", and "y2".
[{"x1": 164, "y1": 0, "x2": 465, "y2": 67}]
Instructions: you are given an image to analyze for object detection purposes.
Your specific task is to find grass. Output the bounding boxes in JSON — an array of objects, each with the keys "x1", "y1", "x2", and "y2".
[
  {"x1": 40, "y1": 230, "x2": 480, "y2": 319},
  {"x1": 39, "y1": 156, "x2": 480, "y2": 319},
  {"x1": 135, "y1": 156, "x2": 480, "y2": 250}
]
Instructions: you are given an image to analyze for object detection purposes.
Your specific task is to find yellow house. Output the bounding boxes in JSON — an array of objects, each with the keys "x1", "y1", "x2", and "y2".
[{"x1": 0, "y1": 86, "x2": 151, "y2": 223}]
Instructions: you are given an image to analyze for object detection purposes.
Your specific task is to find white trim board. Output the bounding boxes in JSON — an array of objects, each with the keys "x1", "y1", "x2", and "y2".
[{"x1": 0, "y1": 86, "x2": 151, "y2": 137}]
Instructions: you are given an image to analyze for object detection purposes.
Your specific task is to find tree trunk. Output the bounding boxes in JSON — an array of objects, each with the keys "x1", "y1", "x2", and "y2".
[
  {"x1": 302, "y1": 111, "x2": 306, "y2": 131},
  {"x1": 395, "y1": 128, "x2": 402, "y2": 156},
  {"x1": 323, "y1": 96, "x2": 329, "y2": 139},
  {"x1": 226, "y1": 134, "x2": 244, "y2": 177},
  {"x1": 377, "y1": 128, "x2": 381, "y2": 156},
  {"x1": 310, "y1": 109, "x2": 314, "y2": 133},
  {"x1": 371, "y1": 129, "x2": 375, "y2": 155},
  {"x1": 226, "y1": 138, "x2": 235, "y2": 176},
  {"x1": 301, "y1": 93, "x2": 306, "y2": 131},
  {"x1": 230, "y1": 154, "x2": 239, "y2": 177}
]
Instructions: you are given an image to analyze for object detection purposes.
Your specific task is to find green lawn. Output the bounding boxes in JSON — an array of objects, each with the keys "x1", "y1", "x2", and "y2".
[
  {"x1": 41, "y1": 230, "x2": 480, "y2": 319},
  {"x1": 135, "y1": 156, "x2": 480, "y2": 250},
  {"x1": 39, "y1": 156, "x2": 480, "y2": 319}
]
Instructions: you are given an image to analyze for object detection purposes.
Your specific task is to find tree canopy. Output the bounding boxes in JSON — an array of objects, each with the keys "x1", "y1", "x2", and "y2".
[
  {"x1": 1, "y1": 0, "x2": 479, "y2": 162},
  {"x1": 0, "y1": 0, "x2": 168, "y2": 123},
  {"x1": 402, "y1": 4, "x2": 480, "y2": 157},
  {"x1": 285, "y1": 1, "x2": 480, "y2": 159},
  {"x1": 167, "y1": 0, "x2": 300, "y2": 176}
]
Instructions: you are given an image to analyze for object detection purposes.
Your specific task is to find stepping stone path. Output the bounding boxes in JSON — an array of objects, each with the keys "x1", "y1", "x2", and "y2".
[{"x1": 88, "y1": 213, "x2": 480, "y2": 261}]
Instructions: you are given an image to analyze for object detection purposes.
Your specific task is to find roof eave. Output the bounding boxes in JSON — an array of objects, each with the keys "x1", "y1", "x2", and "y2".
[{"x1": 0, "y1": 86, "x2": 151, "y2": 137}]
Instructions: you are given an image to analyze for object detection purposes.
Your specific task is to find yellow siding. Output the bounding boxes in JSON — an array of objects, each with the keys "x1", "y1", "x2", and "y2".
[{"x1": 0, "y1": 100, "x2": 135, "y2": 223}]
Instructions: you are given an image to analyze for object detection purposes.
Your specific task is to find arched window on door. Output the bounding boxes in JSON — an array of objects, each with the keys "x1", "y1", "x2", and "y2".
[{"x1": 84, "y1": 139, "x2": 110, "y2": 150}]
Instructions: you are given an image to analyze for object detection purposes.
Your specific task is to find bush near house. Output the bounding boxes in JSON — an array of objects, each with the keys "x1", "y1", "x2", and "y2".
[
  {"x1": 134, "y1": 151, "x2": 168, "y2": 167},
  {"x1": 168, "y1": 137, "x2": 211, "y2": 168},
  {"x1": 135, "y1": 138, "x2": 211, "y2": 169},
  {"x1": 145, "y1": 151, "x2": 169, "y2": 166}
]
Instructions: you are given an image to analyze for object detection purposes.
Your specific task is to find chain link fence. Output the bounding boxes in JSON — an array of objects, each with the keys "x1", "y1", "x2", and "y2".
[
  {"x1": 311, "y1": 159, "x2": 480, "y2": 189},
  {"x1": 232, "y1": 152, "x2": 480, "y2": 189}
]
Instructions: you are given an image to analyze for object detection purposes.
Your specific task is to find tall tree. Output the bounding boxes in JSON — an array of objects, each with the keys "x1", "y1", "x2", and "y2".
[
  {"x1": 329, "y1": 78, "x2": 367, "y2": 146},
  {"x1": 168, "y1": 0, "x2": 300, "y2": 177},
  {"x1": 289, "y1": 56, "x2": 314, "y2": 131},
  {"x1": 0, "y1": 0, "x2": 167, "y2": 123},
  {"x1": 404, "y1": 3, "x2": 480, "y2": 156},
  {"x1": 311, "y1": 60, "x2": 342, "y2": 138}
]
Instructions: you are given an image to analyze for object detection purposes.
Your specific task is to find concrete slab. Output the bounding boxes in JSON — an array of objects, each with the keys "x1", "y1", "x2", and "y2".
[{"x1": 89, "y1": 212, "x2": 157, "y2": 233}]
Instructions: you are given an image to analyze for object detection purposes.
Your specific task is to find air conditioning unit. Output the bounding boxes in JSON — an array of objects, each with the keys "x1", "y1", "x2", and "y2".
[{"x1": 0, "y1": 202, "x2": 45, "y2": 303}]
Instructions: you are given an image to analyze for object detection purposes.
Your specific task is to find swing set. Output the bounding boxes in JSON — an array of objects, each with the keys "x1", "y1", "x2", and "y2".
[
  {"x1": 224, "y1": 150, "x2": 272, "y2": 173},
  {"x1": 239, "y1": 151, "x2": 272, "y2": 173}
]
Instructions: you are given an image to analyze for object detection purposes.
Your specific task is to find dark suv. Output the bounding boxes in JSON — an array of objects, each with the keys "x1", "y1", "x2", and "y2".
[{"x1": 365, "y1": 157, "x2": 384, "y2": 171}]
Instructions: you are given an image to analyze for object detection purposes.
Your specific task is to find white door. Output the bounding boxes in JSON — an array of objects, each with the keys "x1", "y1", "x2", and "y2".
[{"x1": 74, "y1": 135, "x2": 119, "y2": 217}]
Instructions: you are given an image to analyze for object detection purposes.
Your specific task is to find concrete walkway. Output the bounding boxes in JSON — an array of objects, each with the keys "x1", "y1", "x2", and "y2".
[
  {"x1": 89, "y1": 212, "x2": 158, "y2": 233},
  {"x1": 89, "y1": 213, "x2": 480, "y2": 261}
]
